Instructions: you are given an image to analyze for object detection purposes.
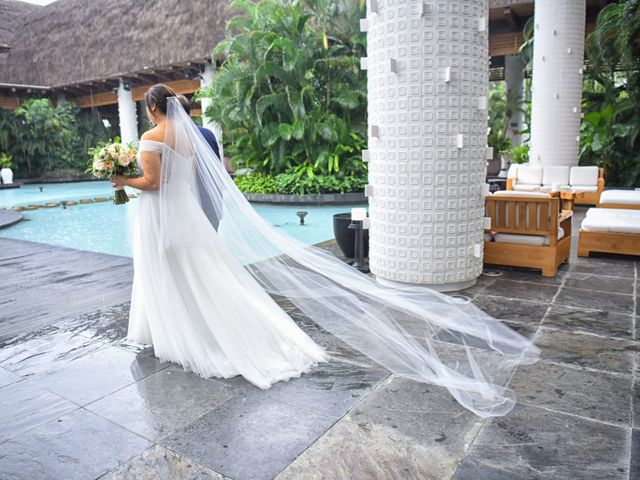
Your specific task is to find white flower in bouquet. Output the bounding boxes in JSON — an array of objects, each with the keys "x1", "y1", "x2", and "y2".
[{"x1": 118, "y1": 151, "x2": 131, "y2": 167}]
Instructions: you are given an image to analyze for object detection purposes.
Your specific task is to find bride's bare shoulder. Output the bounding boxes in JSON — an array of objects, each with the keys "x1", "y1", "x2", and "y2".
[{"x1": 141, "y1": 126, "x2": 164, "y2": 143}]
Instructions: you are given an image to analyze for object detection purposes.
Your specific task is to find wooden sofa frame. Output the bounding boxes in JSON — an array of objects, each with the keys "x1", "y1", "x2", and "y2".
[
  {"x1": 506, "y1": 168, "x2": 605, "y2": 206},
  {"x1": 484, "y1": 195, "x2": 572, "y2": 277}
]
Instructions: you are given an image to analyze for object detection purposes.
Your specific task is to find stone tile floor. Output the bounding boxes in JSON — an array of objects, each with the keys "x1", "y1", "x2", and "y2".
[{"x1": 0, "y1": 207, "x2": 638, "y2": 479}]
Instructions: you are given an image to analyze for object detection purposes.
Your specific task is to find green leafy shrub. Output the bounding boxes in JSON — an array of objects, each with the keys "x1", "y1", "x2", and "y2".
[
  {"x1": 0, "y1": 153, "x2": 12, "y2": 169},
  {"x1": 234, "y1": 171, "x2": 366, "y2": 195},
  {"x1": 198, "y1": 0, "x2": 367, "y2": 179}
]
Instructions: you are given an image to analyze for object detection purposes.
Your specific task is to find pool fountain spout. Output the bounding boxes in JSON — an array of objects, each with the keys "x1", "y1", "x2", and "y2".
[{"x1": 296, "y1": 211, "x2": 308, "y2": 225}]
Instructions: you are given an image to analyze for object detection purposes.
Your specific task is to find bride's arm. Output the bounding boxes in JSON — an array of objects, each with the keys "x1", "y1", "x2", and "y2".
[{"x1": 111, "y1": 151, "x2": 161, "y2": 191}]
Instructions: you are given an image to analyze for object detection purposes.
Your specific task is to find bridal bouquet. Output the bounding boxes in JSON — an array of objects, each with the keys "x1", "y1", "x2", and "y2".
[{"x1": 87, "y1": 138, "x2": 140, "y2": 204}]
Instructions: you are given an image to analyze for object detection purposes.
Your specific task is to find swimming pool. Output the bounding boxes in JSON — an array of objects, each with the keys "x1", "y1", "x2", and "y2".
[{"x1": 0, "y1": 182, "x2": 365, "y2": 257}]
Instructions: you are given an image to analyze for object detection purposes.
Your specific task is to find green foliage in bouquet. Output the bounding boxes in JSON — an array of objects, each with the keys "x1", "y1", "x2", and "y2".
[{"x1": 198, "y1": 0, "x2": 367, "y2": 180}]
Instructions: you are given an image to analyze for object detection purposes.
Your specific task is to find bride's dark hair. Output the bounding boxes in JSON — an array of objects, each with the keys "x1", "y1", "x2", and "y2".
[{"x1": 145, "y1": 84, "x2": 178, "y2": 115}]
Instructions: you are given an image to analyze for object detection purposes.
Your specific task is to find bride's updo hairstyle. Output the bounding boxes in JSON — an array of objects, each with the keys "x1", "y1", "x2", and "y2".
[{"x1": 145, "y1": 84, "x2": 178, "y2": 116}]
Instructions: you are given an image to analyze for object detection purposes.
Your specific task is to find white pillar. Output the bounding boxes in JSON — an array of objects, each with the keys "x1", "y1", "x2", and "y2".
[
  {"x1": 529, "y1": 0, "x2": 586, "y2": 166},
  {"x1": 200, "y1": 64, "x2": 223, "y2": 158},
  {"x1": 117, "y1": 80, "x2": 138, "y2": 144},
  {"x1": 504, "y1": 55, "x2": 525, "y2": 147},
  {"x1": 365, "y1": 0, "x2": 488, "y2": 291}
]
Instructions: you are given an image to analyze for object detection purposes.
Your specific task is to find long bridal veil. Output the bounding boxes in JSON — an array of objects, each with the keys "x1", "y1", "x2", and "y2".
[{"x1": 159, "y1": 97, "x2": 539, "y2": 418}]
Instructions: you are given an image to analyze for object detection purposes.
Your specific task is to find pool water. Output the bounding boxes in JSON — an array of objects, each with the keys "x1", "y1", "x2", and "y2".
[{"x1": 0, "y1": 183, "x2": 365, "y2": 257}]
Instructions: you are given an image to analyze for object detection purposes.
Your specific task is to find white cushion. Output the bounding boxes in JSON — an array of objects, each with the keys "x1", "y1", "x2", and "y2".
[
  {"x1": 570, "y1": 166, "x2": 599, "y2": 186},
  {"x1": 540, "y1": 185, "x2": 570, "y2": 193},
  {"x1": 516, "y1": 166, "x2": 543, "y2": 185},
  {"x1": 507, "y1": 164, "x2": 518, "y2": 179},
  {"x1": 582, "y1": 208, "x2": 640, "y2": 234},
  {"x1": 599, "y1": 189, "x2": 640, "y2": 206},
  {"x1": 494, "y1": 227, "x2": 565, "y2": 246},
  {"x1": 493, "y1": 190, "x2": 550, "y2": 198},
  {"x1": 542, "y1": 166, "x2": 570, "y2": 186},
  {"x1": 513, "y1": 184, "x2": 542, "y2": 192},
  {"x1": 571, "y1": 185, "x2": 599, "y2": 193}
]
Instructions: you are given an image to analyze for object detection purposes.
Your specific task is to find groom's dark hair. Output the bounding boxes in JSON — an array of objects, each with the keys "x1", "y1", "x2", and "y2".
[
  {"x1": 145, "y1": 84, "x2": 178, "y2": 115},
  {"x1": 176, "y1": 94, "x2": 191, "y2": 115}
]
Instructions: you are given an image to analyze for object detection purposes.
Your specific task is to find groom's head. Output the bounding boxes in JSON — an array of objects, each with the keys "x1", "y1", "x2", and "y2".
[{"x1": 176, "y1": 94, "x2": 191, "y2": 115}]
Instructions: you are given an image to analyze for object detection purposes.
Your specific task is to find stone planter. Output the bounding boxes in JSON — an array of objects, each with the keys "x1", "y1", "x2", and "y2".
[
  {"x1": 1, "y1": 168, "x2": 13, "y2": 184},
  {"x1": 333, "y1": 213, "x2": 369, "y2": 259},
  {"x1": 243, "y1": 192, "x2": 366, "y2": 205}
]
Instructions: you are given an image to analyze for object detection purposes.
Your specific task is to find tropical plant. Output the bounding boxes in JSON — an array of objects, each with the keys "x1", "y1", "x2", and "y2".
[
  {"x1": 581, "y1": 0, "x2": 640, "y2": 186},
  {"x1": 234, "y1": 170, "x2": 367, "y2": 194},
  {"x1": 0, "y1": 153, "x2": 12, "y2": 169},
  {"x1": 198, "y1": 0, "x2": 367, "y2": 179},
  {"x1": 509, "y1": 143, "x2": 530, "y2": 164}
]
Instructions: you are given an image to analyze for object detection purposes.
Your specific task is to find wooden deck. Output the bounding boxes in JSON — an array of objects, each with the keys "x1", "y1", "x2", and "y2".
[
  {"x1": 0, "y1": 238, "x2": 132, "y2": 346},
  {"x1": 0, "y1": 209, "x2": 23, "y2": 229}
]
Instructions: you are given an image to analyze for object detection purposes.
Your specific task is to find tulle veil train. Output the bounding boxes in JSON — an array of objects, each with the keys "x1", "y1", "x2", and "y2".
[{"x1": 157, "y1": 97, "x2": 539, "y2": 418}]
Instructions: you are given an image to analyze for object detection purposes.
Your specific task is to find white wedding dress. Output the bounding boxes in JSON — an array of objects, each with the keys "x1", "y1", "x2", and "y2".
[
  {"x1": 127, "y1": 139, "x2": 327, "y2": 388},
  {"x1": 125, "y1": 98, "x2": 539, "y2": 417}
]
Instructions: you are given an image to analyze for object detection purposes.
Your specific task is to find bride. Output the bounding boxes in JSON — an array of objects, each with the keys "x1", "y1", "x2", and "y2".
[{"x1": 112, "y1": 84, "x2": 539, "y2": 417}]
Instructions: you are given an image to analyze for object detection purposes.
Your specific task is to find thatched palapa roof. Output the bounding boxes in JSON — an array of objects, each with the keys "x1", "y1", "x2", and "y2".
[
  {"x1": 0, "y1": 0, "x2": 41, "y2": 73},
  {"x1": 1, "y1": 0, "x2": 231, "y2": 87}
]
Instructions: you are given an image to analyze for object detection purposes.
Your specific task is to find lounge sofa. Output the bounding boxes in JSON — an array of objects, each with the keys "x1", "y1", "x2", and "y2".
[
  {"x1": 506, "y1": 165, "x2": 604, "y2": 205},
  {"x1": 484, "y1": 191, "x2": 572, "y2": 276},
  {"x1": 578, "y1": 208, "x2": 640, "y2": 257}
]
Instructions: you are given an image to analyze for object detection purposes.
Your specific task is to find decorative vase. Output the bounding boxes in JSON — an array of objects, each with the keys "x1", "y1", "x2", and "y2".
[
  {"x1": 333, "y1": 213, "x2": 369, "y2": 259},
  {"x1": 1, "y1": 168, "x2": 13, "y2": 184}
]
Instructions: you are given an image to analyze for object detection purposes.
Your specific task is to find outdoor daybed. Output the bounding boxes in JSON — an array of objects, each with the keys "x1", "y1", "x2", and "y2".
[
  {"x1": 578, "y1": 208, "x2": 640, "y2": 257},
  {"x1": 597, "y1": 189, "x2": 640, "y2": 210},
  {"x1": 484, "y1": 191, "x2": 572, "y2": 276}
]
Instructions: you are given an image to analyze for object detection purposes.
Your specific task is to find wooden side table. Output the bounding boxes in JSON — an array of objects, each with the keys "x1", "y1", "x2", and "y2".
[{"x1": 560, "y1": 191, "x2": 575, "y2": 211}]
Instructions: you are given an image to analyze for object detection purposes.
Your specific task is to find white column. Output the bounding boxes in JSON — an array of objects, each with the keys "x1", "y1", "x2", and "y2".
[
  {"x1": 504, "y1": 54, "x2": 525, "y2": 147},
  {"x1": 529, "y1": 0, "x2": 586, "y2": 166},
  {"x1": 117, "y1": 80, "x2": 138, "y2": 144},
  {"x1": 200, "y1": 64, "x2": 223, "y2": 158},
  {"x1": 365, "y1": 0, "x2": 488, "y2": 291}
]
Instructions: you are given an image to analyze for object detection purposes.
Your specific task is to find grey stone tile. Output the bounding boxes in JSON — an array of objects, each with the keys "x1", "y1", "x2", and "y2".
[
  {"x1": 534, "y1": 328, "x2": 639, "y2": 374},
  {"x1": 453, "y1": 456, "x2": 542, "y2": 480},
  {"x1": 276, "y1": 417, "x2": 449, "y2": 480},
  {"x1": 0, "y1": 379, "x2": 78, "y2": 443},
  {"x1": 162, "y1": 393, "x2": 336, "y2": 480},
  {"x1": 502, "y1": 320, "x2": 539, "y2": 340},
  {"x1": 543, "y1": 305, "x2": 634, "y2": 340},
  {"x1": 569, "y1": 256, "x2": 636, "y2": 279},
  {"x1": 554, "y1": 286, "x2": 634, "y2": 315},
  {"x1": 510, "y1": 361, "x2": 632, "y2": 426},
  {"x1": 54, "y1": 302, "x2": 131, "y2": 345},
  {"x1": 459, "y1": 404, "x2": 629, "y2": 480},
  {"x1": 29, "y1": 346, "x2": 168, "y2": 406},
  {"x1": 263, "y1": 359, "x2": 389, "y2": 419},
  {"x1": 0, "y1": 408, "x2": 151, "y2": 480},
  {"x1": 0, "y1": 366, "x2": 21, "y2": 388},
  {"x1": 563, "y1": 273, "x2": 634, "y2": 295},
  {"x1": 86, "y1": 366, "x2": 236, "y2": 441},
  {"x1": 0, "y1": 328, "x2": 108, "y2": 377},
  {"x1": 485, "y1": 265, "x2": 568, "y2": 286},
  {"x1": 344, "y1": 375, "x2": 485, "y2": 478},
  {"x1": 99, "y1": 445, "x2": 226, "y2": 480},
  {"x1": 472, "y1": 294, "x2": 548, "y2": 326},
  {"x1": 471, "y1": 279, "x2": 559, "y2": 304},
  {"x1": 631, "y1": 429, "x2": 640, "y2": 480}
]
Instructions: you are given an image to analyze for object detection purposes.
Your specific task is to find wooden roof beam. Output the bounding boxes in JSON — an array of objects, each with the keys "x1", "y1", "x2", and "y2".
[{"x1": 503, "y1": 7, "x2": 520, "y2": 32}]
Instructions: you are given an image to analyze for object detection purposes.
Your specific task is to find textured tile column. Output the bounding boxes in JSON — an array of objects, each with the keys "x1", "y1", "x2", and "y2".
[
  {"x1": 504, "y1": 54, "x2": 525, "y2": 147},
  {"x1": 529, "y1": 0, "x2": 586, "y2": 166},
  {"x1": 117, "y1": 80, "x2": 138, "y2": 144},
  {"x1": 364, "y1": 0, "x2": 489, "y2": 291},
  {"x1": 200, "y1": 63, "x2": 223, "y2": 158}
]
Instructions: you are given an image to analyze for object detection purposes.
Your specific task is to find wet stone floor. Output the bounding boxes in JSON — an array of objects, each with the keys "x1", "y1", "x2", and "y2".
[{"x1": 0, "y1": 207, "x2": 638, "y2": 479}]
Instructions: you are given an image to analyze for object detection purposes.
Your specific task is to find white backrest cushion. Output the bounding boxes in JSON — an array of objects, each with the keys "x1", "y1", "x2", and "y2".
[
  {"x1": 542, "y1": 166, "x2": 570, "y2": 185},
  {"x1": 570, "y1": 166, "x2": 599, "y2": 186},
  {"x1": 493, "y1": 190, "x2": 550, "y2": 198},
  {"x1": 507, "y1": 164, "x2": 518, "y2": 179},
  {"x1": 516, "y1": 166, "x2": 543, "y2": 185}
]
